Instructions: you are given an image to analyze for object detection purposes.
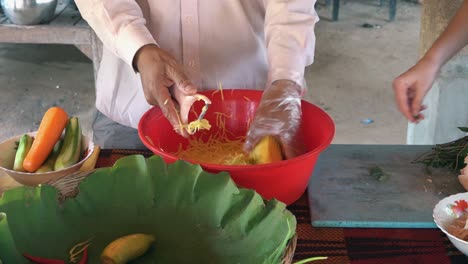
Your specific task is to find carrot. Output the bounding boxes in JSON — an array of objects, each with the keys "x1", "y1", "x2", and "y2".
[{"x1": 23, "y1": 107, "x2": 69, "y2": 172}]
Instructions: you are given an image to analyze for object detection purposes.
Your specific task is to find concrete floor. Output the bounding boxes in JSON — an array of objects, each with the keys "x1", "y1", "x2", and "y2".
[
  {"x1": 0, "y1": 0, "x2": 422, "y2": 145},
  {"x1": 0, "y1": 44, "x2": 95, "y2": 140},
  {"x1": 307, "y1": 0, "x2": 421, "y2": 144}
]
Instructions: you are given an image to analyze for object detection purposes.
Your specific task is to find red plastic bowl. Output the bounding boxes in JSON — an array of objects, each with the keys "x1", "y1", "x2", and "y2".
[{"x1": 138, "y1": 89, "x2": 335, "y2": 205}]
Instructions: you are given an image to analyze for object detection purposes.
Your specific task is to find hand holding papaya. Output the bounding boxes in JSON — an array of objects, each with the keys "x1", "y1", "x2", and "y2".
[{"x1": 244, "y1": 80, "x2": 303, "y2": 160}]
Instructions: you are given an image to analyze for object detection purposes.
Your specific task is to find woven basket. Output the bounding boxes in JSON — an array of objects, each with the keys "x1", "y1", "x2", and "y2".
[
  {"x1": 47, "y1": 170, "x2": 298, "y2": 262},
  {"x1": 282, "y1": 234, "x2": 298, "y2": 264},
  {"x1": 46, "y1": 169, "x2": 94, "y2": 201}
]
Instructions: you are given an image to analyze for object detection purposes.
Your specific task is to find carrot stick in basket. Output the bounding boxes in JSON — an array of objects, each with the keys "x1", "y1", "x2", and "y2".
[{"x1": 23, "y1": 107, "x2": 69, "y2": 172}]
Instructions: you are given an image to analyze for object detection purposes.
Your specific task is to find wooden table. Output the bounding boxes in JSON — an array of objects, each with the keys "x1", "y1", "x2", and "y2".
[
  {"x1": 0, "y1": 1, "x2": 102, "y2": 80},
  {"x1": 1, "y1": 0, "x2": 397, "y2": 85},
  {"x1": 324, "y1": 0, "x2": 397, "y2": 21}
]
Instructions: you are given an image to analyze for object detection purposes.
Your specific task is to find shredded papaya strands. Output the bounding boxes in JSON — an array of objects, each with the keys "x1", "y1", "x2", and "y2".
[
  {"x1": 175, "y1": 136, "x2": 252, "y2": 165},
  {"x1": 214, "y1": 112, "x2": 234, "y2": 139},
  {"x1": 174, "y1": 111, "x2": 253, "y2": 165},
  {"x1": 217, "y1": 81, "x2": 224, "y2": 101},
  {"x1": 186, "y1": 119, "x2": 212, "y2": 135},
  {"x1": 172, "y1": 85, "x2": 255, "y2": 165},
  {"x1": 69, "y1": 236, "x2": 94, "y2": 263},
  {"x1": 175, "y1": 94, "x2": 212, "y2": 135}
]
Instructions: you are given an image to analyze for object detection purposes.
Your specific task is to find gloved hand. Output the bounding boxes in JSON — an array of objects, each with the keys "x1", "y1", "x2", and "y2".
[
  {"x1": 392, "y1": 57, "x2": 440, "y2": 123},
  {"x1": 244, "y1": 79, "x2": 303, "y2": 159},
  {"x1": 135, "y1": 44, "x2": 197, "y2": 137}
]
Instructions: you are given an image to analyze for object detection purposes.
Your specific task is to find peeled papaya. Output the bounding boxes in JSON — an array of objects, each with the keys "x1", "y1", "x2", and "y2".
[
  {"x1": 249, "y1": 136, "x2": 284, "y2": 165},
  {"x1": 54, "y1": 117, "x2": 82, "y2": 170}
]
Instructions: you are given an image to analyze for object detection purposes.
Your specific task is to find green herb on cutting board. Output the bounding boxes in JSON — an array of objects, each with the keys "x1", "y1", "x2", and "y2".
[
  {"x1": 413, "y1": 127, "x2": 468, "y2": 171},
  {"x1": 369, "y1": 165, "x2": 388, "y2": 181}
]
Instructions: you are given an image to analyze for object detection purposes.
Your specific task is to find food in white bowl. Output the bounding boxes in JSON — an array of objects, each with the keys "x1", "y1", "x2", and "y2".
[
  {"x1": 433, "y1": 192, "x2": 468, "y2": 256},
  {"x1": 0, "y1": 107, "x2": 94, "y2": 186},
  {"x1": 0, "y1": 132, "x2": 94, "y2": 186}
]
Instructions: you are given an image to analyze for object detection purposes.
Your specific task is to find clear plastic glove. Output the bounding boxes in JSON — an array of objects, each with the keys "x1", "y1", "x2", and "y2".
[
  {"x1": 244, "y1": 79, "x2": 303, "y2": 159},
  {"x1": 392, "y1": 57, "x2": 440, "y2": 123},
  {"x1": 135, "y1": 44, "x2": 197, "y2": 137}
]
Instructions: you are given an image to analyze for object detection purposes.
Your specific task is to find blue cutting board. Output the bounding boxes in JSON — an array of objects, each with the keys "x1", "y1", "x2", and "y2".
[{"x1": 307, "y1": 144, "x2": 465, "y2": 228}]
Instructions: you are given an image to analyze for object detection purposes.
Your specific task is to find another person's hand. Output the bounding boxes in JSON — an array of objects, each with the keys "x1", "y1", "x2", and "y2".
[
  {"x1": 135, "y1": 44, "x2": 197, "y2": 137},
  {"x1": 244, "y1": 80, "x2": 303, "y2": 159},
  {"x1": 392, "y1": 57, "x2": 440, "y2": 123}
]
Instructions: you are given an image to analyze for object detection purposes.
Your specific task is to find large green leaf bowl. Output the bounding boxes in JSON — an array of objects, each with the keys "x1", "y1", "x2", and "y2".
[{"x1": 0, "y1": 155, "x2": 296, "y2": 263}]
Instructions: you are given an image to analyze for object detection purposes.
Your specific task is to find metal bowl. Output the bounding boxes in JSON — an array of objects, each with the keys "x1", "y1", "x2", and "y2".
[{"x1": 0, "y1": 0, "x2": 58, "y2": 25}]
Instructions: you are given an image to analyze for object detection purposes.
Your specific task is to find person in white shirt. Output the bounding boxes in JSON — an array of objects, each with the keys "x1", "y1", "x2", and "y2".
[{"x1": 75, "y1": 0, "x2": 318, "y2": 159}]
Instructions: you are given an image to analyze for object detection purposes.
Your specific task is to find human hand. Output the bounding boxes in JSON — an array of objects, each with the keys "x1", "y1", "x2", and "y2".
[
  {"x1": 392, "y1": 57, "x2": 440, "y2": 123},
  {"x1": 244, "y1": 80, "x2": 303, "y2": 159},
  {"x1": 135, "y1": 44, "x2": 197, "y2": 137}
]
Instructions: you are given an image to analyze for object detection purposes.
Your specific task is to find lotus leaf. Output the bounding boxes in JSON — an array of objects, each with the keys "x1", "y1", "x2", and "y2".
[{"x1": 0, "y1": 155, "x2": 296, "y2": 263}]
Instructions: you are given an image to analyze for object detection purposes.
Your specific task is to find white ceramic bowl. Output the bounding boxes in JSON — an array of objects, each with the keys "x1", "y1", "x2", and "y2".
[
  {"x1": 0, "y1": 131, "x2": 94, "y2": 186},
  {"x1": 433, "y1": 192, "x2": 468, "y2": 256}
]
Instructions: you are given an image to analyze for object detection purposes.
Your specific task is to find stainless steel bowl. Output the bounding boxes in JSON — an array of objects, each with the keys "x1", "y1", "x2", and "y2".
[{"x1": 0, "y1": 0, "x2": 58, "y2": 25}]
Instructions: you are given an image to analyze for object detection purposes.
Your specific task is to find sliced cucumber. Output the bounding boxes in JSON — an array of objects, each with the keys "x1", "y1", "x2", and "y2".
[
  {"x1": 13, "y1": 134, "x2": 34, "y2": 172},
  {"x1": 54, "y1": 117, "x2": 82, "y2": 170}
]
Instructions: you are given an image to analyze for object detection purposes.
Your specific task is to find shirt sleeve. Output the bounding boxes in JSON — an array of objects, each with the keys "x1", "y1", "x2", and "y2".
[
  {"x1": 264, "y1": 0, "x2": 319, "y2": 91},
  {"x1": 74, "y1": 0, "x2": 157, "y2": 68}
]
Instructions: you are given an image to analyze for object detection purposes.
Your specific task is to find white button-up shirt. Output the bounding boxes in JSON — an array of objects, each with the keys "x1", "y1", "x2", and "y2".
[{"x1": 75, "y1": 0, "x2": 319, "y2": 128}]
